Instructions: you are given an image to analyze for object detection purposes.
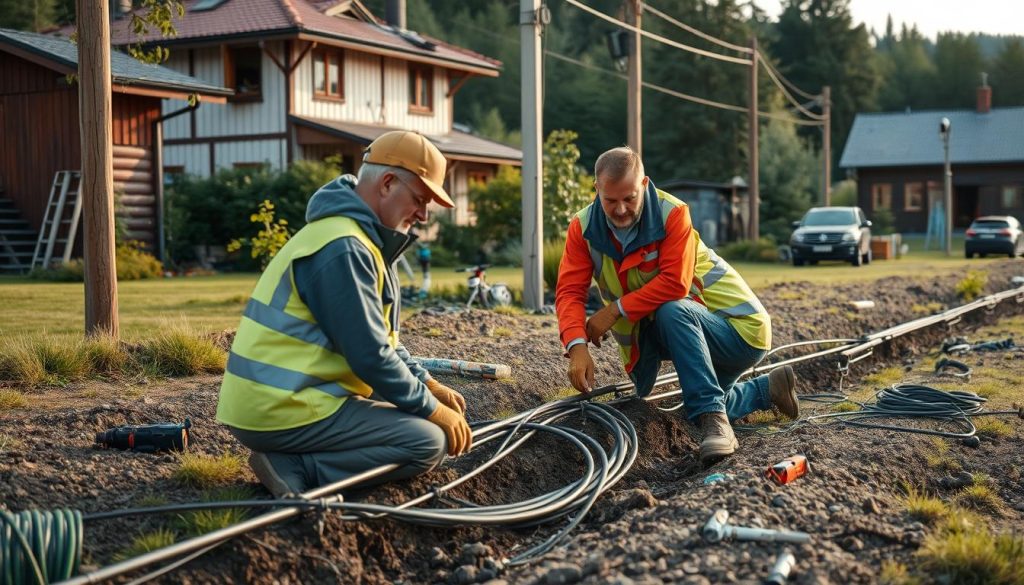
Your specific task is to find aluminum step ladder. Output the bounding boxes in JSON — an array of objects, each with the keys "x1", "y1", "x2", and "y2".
[{"x1": 31, "y1": 171, "x2": 82, "y2": 270}]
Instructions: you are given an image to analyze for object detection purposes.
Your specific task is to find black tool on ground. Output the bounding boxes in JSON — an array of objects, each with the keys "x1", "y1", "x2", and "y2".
[
  {"x1": 935, "y1": 357, "x2": 972, "y2": 380},
  {"x1": 95, "y1": 419, "x2": 191, "y2": 453}
]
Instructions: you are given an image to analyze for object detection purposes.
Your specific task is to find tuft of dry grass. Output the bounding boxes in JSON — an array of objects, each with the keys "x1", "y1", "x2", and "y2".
[
  {"x1": 84, "y1": 334, "x2": 130, "y2": 375},
  {"x1": 954, "y1": 474, "x2": 1005, "y2": 514},
  {"x1": 0, "y1": 389, "x2": 28, "y2": 410},
  {"x1": 173, "y1": 452, "x2": 247, "y2": 489},
  {"x1": 863, "y1": 366, "x2": 905, "y2": 389},
  {"x1": 918, "y1": 512, "x2": 1024, "y2": 585},
  {"x1": 830, "y1": 401, "x2": 861, "y2": 413},
  {"x1": 0, "y1": 336, "x2": 45, "y2": 384},
  {"x1": 138, "y1": 322, "x2": 226, "y2": 377},
  {"x1": 492, "y1": 326, "x2": 513, "y2": 337},
  {"x1": 113, "y1": 528, "x2": 177, "y2": 561},
  {"x1": 879, "y1": 561, "x2": 922, "y2": 585},
  {"x1": 176, "y1": 487, "x2": 253, "y2": 536},
  {"x1": 0, "y1": 433, "x2": 26, "y2": 452},
  {"x1": 975, "y1": 418, "x2": 1014, "y2": 438},
  {"x1": 924, "y1": 437, "x2": 963, "y2": 474},
  {"x1": 903, "y1": 483, "x2": 950, "y2": 525}
]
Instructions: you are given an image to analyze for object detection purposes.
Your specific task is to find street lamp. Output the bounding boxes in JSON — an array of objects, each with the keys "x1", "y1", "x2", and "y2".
[{"x1": 940, "y1": 117, "x2": 952, "y2": 256}]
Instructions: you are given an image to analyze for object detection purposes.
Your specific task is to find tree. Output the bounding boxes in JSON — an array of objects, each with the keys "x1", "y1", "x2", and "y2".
[
  {"x1": 930, "y1": 33, "x2": 985, "y2": 109},
  {"x1": 770, "y1": 0, "x2": 879, "y2": 170},
  {"x1": 543, "y1": 129, "x2": 595, "y2": 238},
  {"x1": 758, "y1": 117, "x2": 818, "y2": 242},
  {"x1": 875, "y1": 24, "x2": 937, "y2": 111},
  {"x1": 0, "y1": 0, "x2": 57, "y2": 31},
  {"x1": 991, "y1": 38, "x2": 1024, "y2": 107}
]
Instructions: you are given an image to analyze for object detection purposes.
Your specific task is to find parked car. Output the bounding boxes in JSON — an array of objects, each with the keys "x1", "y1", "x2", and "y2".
[
  {"x1": 965, "y1": 216, "x2": 1024, "y2": 258},
  {"x1": 789, "y1": 207, "x2": 873, "y2": 267}
]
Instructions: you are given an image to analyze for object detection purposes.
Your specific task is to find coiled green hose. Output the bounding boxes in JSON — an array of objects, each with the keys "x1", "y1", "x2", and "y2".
[{"x1": 0, "y1": 508, "x2": 82, "y2": 584}]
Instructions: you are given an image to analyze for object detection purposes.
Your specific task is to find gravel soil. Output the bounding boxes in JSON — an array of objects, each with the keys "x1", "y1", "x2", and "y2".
[{"x1": 2, "y1": 260, "x2": 1024, "y2": 584}]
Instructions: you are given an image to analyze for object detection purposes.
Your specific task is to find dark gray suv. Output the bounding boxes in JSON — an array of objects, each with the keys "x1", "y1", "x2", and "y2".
[{"x1": 789, "y1": 207, "x2": 873, "y2": 267}]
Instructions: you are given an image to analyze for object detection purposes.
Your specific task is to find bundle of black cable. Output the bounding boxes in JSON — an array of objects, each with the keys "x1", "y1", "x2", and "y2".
[{"x1": 0, "y1": 508, "x2": 82, "y2": 584}]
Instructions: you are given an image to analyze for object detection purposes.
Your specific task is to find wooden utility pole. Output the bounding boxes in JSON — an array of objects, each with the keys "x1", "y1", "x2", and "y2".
[
  {"x1": 747, "y1": 38, "x2": 759, "y2": 241},
  {"x1": 822, "y1": 85, "x2": 832, "y2": 206},
  {"x1": 520, "y1": 0, "x2": 544, "y2": 311},
  {"x1": 626, "y1": 0, "x2": 642, "y2": 156},
  {"x1": 78, "y1": 0, "x2": 119, "y2": 337}
]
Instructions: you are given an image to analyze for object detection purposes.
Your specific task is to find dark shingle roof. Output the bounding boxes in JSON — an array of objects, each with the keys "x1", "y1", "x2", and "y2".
[
  {"x1": 289, "y1": 116, "x2": 522, "y2": 164},
  {"x1": 839, "y1": 107, "x2": 1024, "y2": 169},
  {"x1": 0, "y1": 28, "x2": 231, "y2": 96}
]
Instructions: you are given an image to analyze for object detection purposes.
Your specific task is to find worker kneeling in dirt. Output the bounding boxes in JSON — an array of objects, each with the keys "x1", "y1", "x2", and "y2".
[
  {"x1": 555, "y1": 146, "x2": 799, "y2": 464},
  {"x1": 217, "y1": 131, "x2": 472, "y2": 497}
]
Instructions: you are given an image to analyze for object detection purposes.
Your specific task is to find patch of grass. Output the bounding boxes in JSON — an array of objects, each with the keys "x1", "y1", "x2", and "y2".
[
  {"x1": 911, "y1": 302, "x2": 944, "y2": 315},
  {"x1": 955, "y1": 270, "x2": 988, "y2": 302},
  {"x1": 0, "y1": 337, "x2": 45, "y2": 384},
  {"x1": 0, "y1": 389, "x2": 28, "y2": 410},
  {"x1": 80, "y1": 389, "x2": 101, "y2": 399},
  {"x1": 976, "y1": 418, "x2": 1014, "y2": 438},
  {"x1": 113, "y1": 528, "x2": 177, "y2": 561},
  {"x1": 492, "y1": 326, "x2": 513, "y2": 337},
  {"x1": 830, "y1": 401, "x2": 861, "y2": 413},
  {"x1": 954, "y1": 475, "x2": 1004, "y2": 514},
  {"x1": 917, "y1": 512, "x2": 1024, "y2": 585},
  {"x1": 542, "y1": 387, "x2": 578, "y2": 402},
  {"x1": 176, "y1": 487, "x2": 253, "y2": 536},
  {"x1": 35, "y1": 336, "x2": 92, "y2": 382},
  {"x1": 136, "y1": 494, "x2": 169, "y2": 508},
  {"x1": 903, "y1": 483, "x2": 951, "y2": 525},
  {"x1": 84, "y1": 335, "x2": 130, "y2": 375},
  {"x1": 173, "y1": 452, "x2": 246, "y2": 489},
  {"x1": 879, "y1": 561, "x2": 922, "y2": 585},
  {"x1": 741, "y1": 410, "x2": 791, "y2": 425},
  {"x1": 924, "y1": 437, "x2": 963, "y2": 474},
  {"x1": 424, "y1": 327, "x2": 444, "y2": 338},
  {"x1": 825, "y1": 306, "x2": 841, "y2": 315},
  {"x1": 0, "y1": 433, "x2": 26, "y2": 452},
  {"x1": 491, "y1": 406, "x2": 518, "y2": 420},
  {"x1": 138, "y1": 322, "x2": 226, "y2": 377},
  {"x1": 864, "y1": 366, "x2": 904, "y2": 388},
  {"x1": 775, "y1": 290, "x2": 802, "y2": 301},
  {"x1": 492, "y1": 305, "x2": 524, "y2": 316}
]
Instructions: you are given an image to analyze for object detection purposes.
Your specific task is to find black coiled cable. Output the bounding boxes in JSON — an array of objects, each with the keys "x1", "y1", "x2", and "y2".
[{"x1": 0, "y1": 509, "x2": 82, "y2": 585}]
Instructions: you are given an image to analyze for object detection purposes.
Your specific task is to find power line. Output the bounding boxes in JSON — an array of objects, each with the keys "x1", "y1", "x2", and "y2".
[
  {"x1": 759, "y1": 53, "x2": 820, "y2": 101},
  {"x1": 545, "y1": 49, "x2": 825, "y2": 126},
  {"x1": 563, "y1": 0, "x2": 752, "y2": 66},
  {"x1": 641, "y1": 1, "x2": 752, "y2": 55},
  {"x1": 757, "y1": 51, "x2": 825, "y2": 119}
]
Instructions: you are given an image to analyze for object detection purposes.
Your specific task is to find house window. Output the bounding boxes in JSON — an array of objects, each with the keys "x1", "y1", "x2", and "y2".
[
  {"x1": 408, "y1": 63, "x2": 433, "y2": 113},
  {"x1": 870, "y1": 183, "x2": 892, "y2": 210},
  {"x1": 312, "y1": 48, "x2": 344, "y2": 100},
  {"x1": 1002, "y1": 186, "x2": 1021, "y2": 208},
  {"x1": 904, "y1": 182, "x2": 924, "y2": 211},
  {"x1": 224, "y1": 45, "x2": 262, "y2": 101}
]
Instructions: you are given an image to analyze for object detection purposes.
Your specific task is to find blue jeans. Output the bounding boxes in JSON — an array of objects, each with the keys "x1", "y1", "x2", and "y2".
[{"x1": 629, "y1": 299, "x2": 771, "y2": 421}]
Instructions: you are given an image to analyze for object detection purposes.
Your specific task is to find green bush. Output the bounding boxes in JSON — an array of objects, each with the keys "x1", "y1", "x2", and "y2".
[
  {"x1": 956, "y1": 270, "x2": 988, "y2": 302},
  {"x1": 28, "y1": 242, "x2": 163, "y2": 282},
  {"x1": 166, "y1": 157, "x2": 342, "y2": 267},
  {"x1": 872, "y1": 208, "x2": 895, "y2": 235},
  {"x1": 543, "y1": 238, "x2": 566, "y2": 292},
  {"x1": 831, "y1": 180, "x2": 858, "y2": 206},
  {"x1": 718, "y1": 237, "x2": 780, "y2": 263}
]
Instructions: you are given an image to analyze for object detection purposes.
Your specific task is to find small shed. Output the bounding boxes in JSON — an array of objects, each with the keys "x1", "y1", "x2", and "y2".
[
  {"x1": 0, "y1": 28, "x2": 230, "y2": 269},
  {"x1": 660, "y1": 178, "x2": 749, "y2": 247}
]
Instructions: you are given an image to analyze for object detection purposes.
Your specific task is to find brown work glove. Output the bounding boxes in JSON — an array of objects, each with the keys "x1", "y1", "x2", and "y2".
[
  {"x1": 585, "y1": 302, "x2": 620, "y2": 348},
  {"x1": 567, "y1": 344, "x2": 596, "y2": 395},
  {"x1": 426, "y1": 378, "x2": 466, "y2": 415},
  {"x1": 427, "y1": 403, "x2": 473, "y2": 457}
]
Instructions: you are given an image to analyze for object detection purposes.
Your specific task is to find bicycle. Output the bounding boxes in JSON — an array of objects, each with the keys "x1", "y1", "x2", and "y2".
[{"x1": 455, "y1": 264, "x2": 512, "y2": 309}]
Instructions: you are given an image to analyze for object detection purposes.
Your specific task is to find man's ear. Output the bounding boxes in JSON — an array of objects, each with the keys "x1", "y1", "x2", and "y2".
[{"x1": 641, "y1": 175, "x2": 650, "y2": 189}]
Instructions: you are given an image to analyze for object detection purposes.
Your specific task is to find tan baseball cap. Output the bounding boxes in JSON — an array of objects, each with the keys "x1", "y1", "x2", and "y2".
[{"x1": 363, "y1": 131, "x2": 454, "y2": 208}]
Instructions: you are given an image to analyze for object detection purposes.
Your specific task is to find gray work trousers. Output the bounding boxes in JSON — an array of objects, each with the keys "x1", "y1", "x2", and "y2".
[{"x1": 229, "y1": 396, "x2": 447, "y2": 493}]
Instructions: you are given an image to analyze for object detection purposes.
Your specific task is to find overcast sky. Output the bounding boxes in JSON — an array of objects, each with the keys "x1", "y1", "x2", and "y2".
[{"x1": 751, "y1": 0, "x2": 1024, "y2": 39}]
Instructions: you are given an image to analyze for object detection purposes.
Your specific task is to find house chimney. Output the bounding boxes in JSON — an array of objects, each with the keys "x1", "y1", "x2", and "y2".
[
  {"x1": 385, "y1": 0, "x2": 406, "y2": 30},
  {"x1": 977, "y1": 72, "x2": 992, "y2": 114}
]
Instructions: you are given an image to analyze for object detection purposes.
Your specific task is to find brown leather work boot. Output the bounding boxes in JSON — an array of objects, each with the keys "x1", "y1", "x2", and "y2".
[
  {"x1": 768, "y1": 365, "x2": 800, "y2": 419},
  {"x1": 699, "y1": 412, "x2": 738, "y2": 463}
]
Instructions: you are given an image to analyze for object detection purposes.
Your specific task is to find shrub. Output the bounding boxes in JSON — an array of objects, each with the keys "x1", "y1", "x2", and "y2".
[
  {"x1": 872, "y1": 208, "x2": 895, "y2": 235},
  {"x1": 956, "y1": 270, "x2": 988, "y2": 302},
  {"x1": 0, "y1": 389, "x2": 28, "y2": 410},
  {"x1": 227, "y1": 200, "x2": 292, "y2": 270},
  {"x1": 718, "y1": 237, "x2": 780, "y2": 263},
  {"x1": 28, "y1": 242, "x2": 163, "y2": 282},
  {"x1": 0, "y1": 337, "x2": 45, "y2": 384},
  {"x1": 831, "y1": 179, "x2": 858, "y2": 206},
  {"x1": 543, "y1": 238, "x2": 566, "y2": 292}
]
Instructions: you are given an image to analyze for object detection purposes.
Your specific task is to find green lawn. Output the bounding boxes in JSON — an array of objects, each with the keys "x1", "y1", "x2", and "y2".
[{"x1": 0, "y1": 234, "x2": 1010, "y2": 341}]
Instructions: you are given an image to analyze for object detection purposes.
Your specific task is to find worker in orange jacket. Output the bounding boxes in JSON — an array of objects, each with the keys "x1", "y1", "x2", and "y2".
[{"x1": 555, "y1": 147, "x2": 798, "y2": 463}]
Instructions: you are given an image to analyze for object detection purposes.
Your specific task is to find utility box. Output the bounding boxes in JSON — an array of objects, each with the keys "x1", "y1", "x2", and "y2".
[{"x1": 870, "y1": 234, "x2": 902, "y2": 260}]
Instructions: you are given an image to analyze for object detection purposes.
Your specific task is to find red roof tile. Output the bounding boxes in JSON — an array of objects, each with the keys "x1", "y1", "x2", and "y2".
[{"x1": 91, "y1": 0, "x2": 499, "y2": 73}]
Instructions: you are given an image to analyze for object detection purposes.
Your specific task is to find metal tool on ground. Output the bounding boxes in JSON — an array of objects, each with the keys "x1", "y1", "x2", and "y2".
[
  {"x1": 414, "y1": 357, "x2": 513, "y2": 380},
  {"x1": 95, "y1": 419, "x2": 191, "y2": 453},
  {"x1": 766, "y1": 455, "x2": 808, "y2": 485},
  {"x1": 702, "y1": 509, "x2": 811, "y2": 544},
  {"x1": 765, "y1": 549, "x2": 796, "y2": 584}
]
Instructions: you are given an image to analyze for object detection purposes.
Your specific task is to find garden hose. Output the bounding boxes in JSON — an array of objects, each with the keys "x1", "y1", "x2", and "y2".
[{"x1": 0, "y1": 509, "x2": 82, "y2": 585}]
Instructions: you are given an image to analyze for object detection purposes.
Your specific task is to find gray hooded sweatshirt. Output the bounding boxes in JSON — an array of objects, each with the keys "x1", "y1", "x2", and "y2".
[{"x1": 291, "y1": 175, "x2": 438, "y2": 418}]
